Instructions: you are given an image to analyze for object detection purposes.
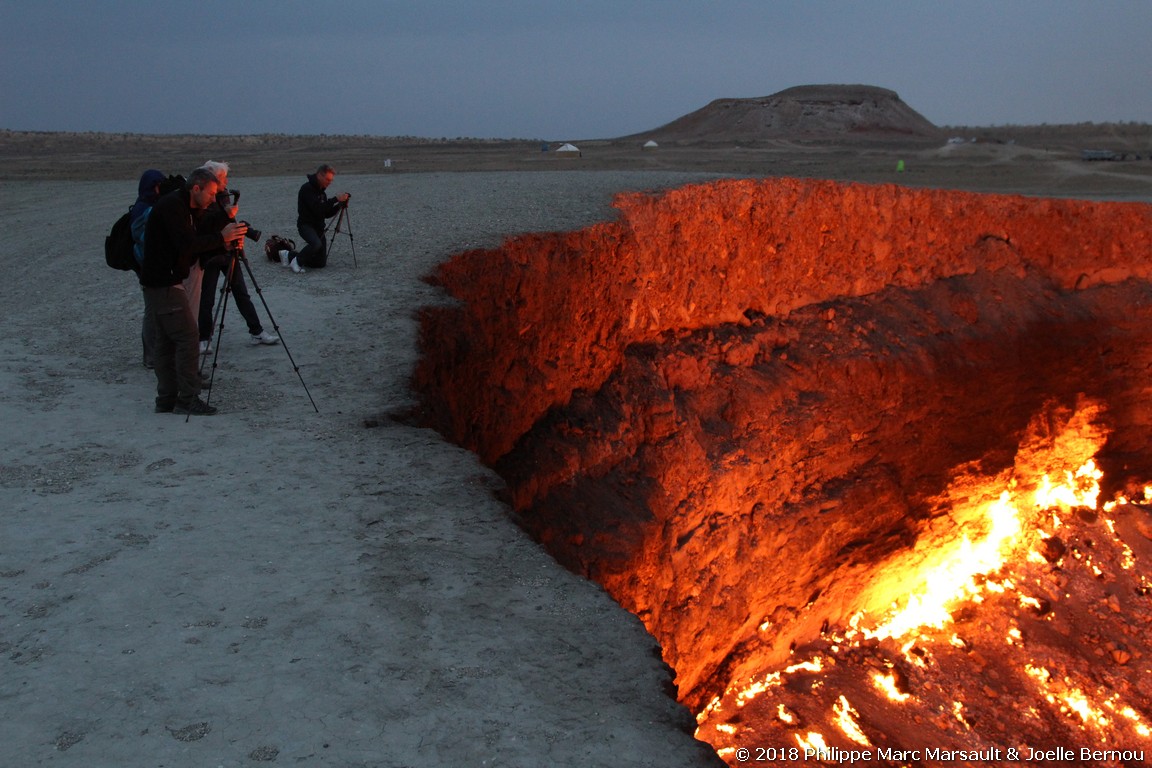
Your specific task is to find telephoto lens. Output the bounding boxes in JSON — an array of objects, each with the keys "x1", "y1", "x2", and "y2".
[{"x1": 240, "y1": 221, "x2": 263, "y2": 242}]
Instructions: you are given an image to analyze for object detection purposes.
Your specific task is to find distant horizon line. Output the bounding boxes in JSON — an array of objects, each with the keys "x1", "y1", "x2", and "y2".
[{"x1": 4, "y1": 121, "x2": 1152, "y2": 144}]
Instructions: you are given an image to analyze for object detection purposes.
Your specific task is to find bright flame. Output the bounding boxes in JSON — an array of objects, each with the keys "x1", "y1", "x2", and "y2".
[
  {"x1": 1035, "y1": 460, "x2": 1102, "y2": 511},
  {"x1": 693, "y1": 407, "x2": 1152, "y2": 763},
  {"x1": 1025, "y1": 664, "x2": 1050, "y2": 683},
  {"x1": 872, "y1": 672, "x2": 910, "y2": 702},
  {"x1": 866, "y1": 491, "x2": 1020, "y2": 640},
  {"x1": 863, "y1": 457, "x2": 1104, "y2": 641},
  {"x1": 784, "y1": 657, "x2": 826, "y2": 674},
  {"x1": 833, "y1": 696, "x2": 872, "y2": 745},
  {"x1": 735, "y1": 676, "x2": 776, "y2": 706},
  {"x1": 795, "y1": 731, "x2": 829, "y2": 753},
  {"x1": 951, "y1": 701, "x2": 969, "y2": 729},
  {"x1": 1022, "y1": 665, "x2": 1152, "y2": 738},
  {"x1": 1062, "y1": 689, "x2": 1110, "y2": 726}
]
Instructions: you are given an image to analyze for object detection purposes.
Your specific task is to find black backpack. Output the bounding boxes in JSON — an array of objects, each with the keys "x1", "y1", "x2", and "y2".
[
  {"x1": 264, "y1": 234, "x2": 297, "y2": 263},
  {"x1": 104, "y1": 208, "x2": 137, "y2": 271}
]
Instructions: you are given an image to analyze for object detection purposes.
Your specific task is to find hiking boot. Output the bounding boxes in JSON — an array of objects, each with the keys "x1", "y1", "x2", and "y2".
[
  {"x1": 155, "y1": 401, "x2": 175, "y2": 413},
  {"x1": 279, "y1": 249, "x2": 291, "y2": 267},
  {"x1": 289, "y1": 257, "x2": 306, "y2": 274},
  {"x1": 199, "y1": 339, "x2": 212, "y2": 355},
  {"x1": 173, "y1": 397, "x2": 218, "y2": 416},
  {"x1": 250, "y1": 330, "x2": 280, "y2": 345}
]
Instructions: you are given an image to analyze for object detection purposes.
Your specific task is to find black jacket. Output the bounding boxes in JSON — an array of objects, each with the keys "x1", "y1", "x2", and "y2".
[
  {"x1": 140, "y1": 189, "x2": 225, "y2": 287},
  {"x1": 196, "y1": 202, "x2": 236, "y2": 269},
  {"x1": 296, "y1": 174, "x2": 343, "y2": 231}
]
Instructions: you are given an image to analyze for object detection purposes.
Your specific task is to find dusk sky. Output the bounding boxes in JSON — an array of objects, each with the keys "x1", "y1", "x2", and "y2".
[{"x1": 3, "y1": 1, "x2": 1150, "y2": 140}]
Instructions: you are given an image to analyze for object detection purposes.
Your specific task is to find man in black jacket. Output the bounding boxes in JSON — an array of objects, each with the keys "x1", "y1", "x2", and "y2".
[
  {"x1": 279, "y1": 164, "x2": 350, "y2": 272},
  {"x1": 141, "y1": 168, "x2": 247, "y2": 415}
]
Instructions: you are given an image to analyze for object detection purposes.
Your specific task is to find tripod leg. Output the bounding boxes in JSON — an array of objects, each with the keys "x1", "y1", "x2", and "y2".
[
  {"x1": 344, "y1": 206, "x2": 357, "y2": 268},
  {"x1": 197, "y1": 253, "x2": 239, "y2": 410},
  {"x1": 324, "y1": 206, "x2": 343, "y2": 262},
  {"x1": 325, "y1": 205, "x2": 356, "y2": 267},
  {"x1": 237, "y1": 253, "x2": 320, "y2": 413}
]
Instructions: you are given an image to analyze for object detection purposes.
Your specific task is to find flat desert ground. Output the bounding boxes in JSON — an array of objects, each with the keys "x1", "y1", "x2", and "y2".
[{"x1": 1, "y1": 131, "x2": 1150, "y2": 767}]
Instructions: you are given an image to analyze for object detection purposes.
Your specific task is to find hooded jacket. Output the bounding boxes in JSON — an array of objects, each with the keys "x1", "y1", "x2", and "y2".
[
  {"x1": 130, "y1": 169, "x2": 166, "y2": 223},
  {"x1": 129, "y1": 169, "x2": 167, "y2": 267}
]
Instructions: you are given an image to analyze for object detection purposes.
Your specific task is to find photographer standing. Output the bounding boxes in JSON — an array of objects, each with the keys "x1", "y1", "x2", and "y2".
[
  {"x1": 196, "y1": 160, "x2": 280, "y2": 353},
  {"x1": 141, "y1": 168, "x2": 246, "y2": 416},
  {"x1": 130, "y1": 168, "x2": 167, "y2": 368},
  {"x1": 279, "y1": 163, "x2": 349, "y2": 272}
]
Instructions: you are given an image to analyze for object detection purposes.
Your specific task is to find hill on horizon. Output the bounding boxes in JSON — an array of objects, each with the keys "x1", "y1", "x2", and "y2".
[{"x1": 628, "y1": 84, "x2": 942, "y2": 144}]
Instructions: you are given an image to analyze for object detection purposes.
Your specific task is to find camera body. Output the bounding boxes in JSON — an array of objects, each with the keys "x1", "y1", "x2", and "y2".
[
  {"x1": 159, "y1": 173, "x2": 186, "y2": 196},
  {"x1": 215, "y1": 188, "x2": 262, "y2": 241},
  {"x1": 216, "y1": 188, "x2": 240, "y2": 208}
]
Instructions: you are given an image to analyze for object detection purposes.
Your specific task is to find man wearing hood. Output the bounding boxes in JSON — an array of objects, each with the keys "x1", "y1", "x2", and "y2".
[
  {"x1": 130, "y1": 169, "x2": 167, "y2": 368},
  {"x1": 279, "y1": 164, "x2": 350, "y2": 272}
]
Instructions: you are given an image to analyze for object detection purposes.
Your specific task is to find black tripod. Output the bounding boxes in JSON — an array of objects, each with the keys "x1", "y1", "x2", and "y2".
[
  {"x1": 197, "y1": 246, "x2": 319, "y2": 419},
  {"x1": 324, "y1": 201, "x2": 357, "y2": 267}
]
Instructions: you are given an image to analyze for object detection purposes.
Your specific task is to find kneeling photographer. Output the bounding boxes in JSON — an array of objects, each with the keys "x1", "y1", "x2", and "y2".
[
  {"x1": 197, "y1": 160, "x2": 279, "y2": 353},
  {"x1": 279, "y1": 163, "x2": 350, "y2": 272}
]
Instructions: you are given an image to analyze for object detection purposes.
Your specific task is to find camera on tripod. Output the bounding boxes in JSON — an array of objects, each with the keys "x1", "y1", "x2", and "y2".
[
  {"x1": 239, "y1": 221, "x2": 262, "y2": 242},
  {"x1": 216, "y1": 188, "x2": 262, "y2": 241},
  {"x1": 160, "y1": 173, "x2": 186, "y2": 196}
]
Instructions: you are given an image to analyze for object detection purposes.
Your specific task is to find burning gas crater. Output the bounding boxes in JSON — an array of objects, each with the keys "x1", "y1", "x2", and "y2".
[
  {"x1": 695, "y1": 400, "x2": 1152, "y2": 764},
  {"x1": 414, "y1": 178, "x2": 1152, "y2": 764}
]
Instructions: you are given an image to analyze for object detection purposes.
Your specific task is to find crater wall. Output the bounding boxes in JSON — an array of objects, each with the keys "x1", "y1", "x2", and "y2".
[
  {"x1": 417, "y1": 179, "x2": 1152, "y2": 466},
  {"x1": 413, "y1": 178, "x2": 1152, "y2": 710}
]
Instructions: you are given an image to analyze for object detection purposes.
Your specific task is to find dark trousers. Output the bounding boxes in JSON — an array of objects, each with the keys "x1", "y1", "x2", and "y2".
[
  {"x1": 141, "y1": 287, "x2": 156, "y2": 368},
  {"x1": 199, "y1": 256, "x2": 264, "y2": 341},
  {"x1": 296, "y1": 223, "x2": 327, "y2": 269},
  {"x1": 143, "y1": 285, "x2": 201, "y2": 408}
]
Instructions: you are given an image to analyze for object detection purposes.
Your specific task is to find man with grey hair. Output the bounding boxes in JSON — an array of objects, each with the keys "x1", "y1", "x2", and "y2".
[
  {"x1": 141, "y1": 168, "x2": 246, "y2": 415},
  {"x1": 278, "y1": 163, "x2": 350, "y2": 272},
  {"x1": 196, "y1": 160, "x2": 280, "y2": 353}
]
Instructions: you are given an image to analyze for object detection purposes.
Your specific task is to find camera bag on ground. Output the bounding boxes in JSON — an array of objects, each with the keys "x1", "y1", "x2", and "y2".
[
  {"x1": 104, "y1": 209, "x2": 137, "y2": 271},
  {"x1": 264, "y1": 234, "x2": 296, "y2": 263}
]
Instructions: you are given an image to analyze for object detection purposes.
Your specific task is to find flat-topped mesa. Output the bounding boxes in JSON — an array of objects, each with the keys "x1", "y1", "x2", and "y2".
[{"x1": 631, "y1": 84, "x2": 942, "y2": 142}]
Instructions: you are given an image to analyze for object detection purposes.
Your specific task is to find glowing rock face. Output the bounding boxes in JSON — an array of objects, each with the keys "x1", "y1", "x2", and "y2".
[{"x1": 415, "y1": 178, "x2": 1152, "y2": 758}]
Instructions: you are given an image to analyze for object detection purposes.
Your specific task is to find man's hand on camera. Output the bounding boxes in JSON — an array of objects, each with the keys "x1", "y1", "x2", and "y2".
[
  {"x1": 222, "y1": 221, "x2": 248, "y2": 246},
  {"x1": 338, "y1": 193, "x2": 351, "y2": 204}
]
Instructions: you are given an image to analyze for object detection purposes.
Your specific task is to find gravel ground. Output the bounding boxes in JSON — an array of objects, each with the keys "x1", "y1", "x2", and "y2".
[{"x1": 0, "y1": 170, "x2": 729, "y2": 768}]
